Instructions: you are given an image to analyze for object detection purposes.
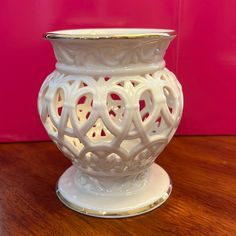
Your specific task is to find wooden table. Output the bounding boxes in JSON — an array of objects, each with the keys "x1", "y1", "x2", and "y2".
[{"x1": 0, "y1": 136, "x2": 235, "y2": 236}]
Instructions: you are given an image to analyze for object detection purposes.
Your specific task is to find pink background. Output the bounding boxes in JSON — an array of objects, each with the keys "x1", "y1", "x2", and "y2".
[{"x1": 0, "y1": 0, "x2": 235, "y2": 142}]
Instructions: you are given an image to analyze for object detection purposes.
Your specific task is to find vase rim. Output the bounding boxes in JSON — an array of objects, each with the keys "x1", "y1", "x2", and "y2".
[{"x1": 44, "y1": 28, "x2": 176, "y2": 40}]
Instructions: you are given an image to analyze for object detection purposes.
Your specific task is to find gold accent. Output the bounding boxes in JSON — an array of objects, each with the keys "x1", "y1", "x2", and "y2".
[
  {"x1": 44, "y1": 29, "x2": 176, "y2": 40},
  {"x1": 56, "y1": 181, "x2": 172, "y2": 218}
]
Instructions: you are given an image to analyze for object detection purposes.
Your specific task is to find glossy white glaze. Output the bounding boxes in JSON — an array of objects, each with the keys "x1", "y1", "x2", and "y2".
[
  {"x1": 38, "y1": 29, "x2": 183, "y2": 217},
  {"x1": 57, "y1": 164, "x2": 172, "y2": 218}
]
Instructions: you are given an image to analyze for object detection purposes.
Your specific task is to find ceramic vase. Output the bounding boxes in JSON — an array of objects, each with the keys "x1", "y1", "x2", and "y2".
[{"x1": 38, "y1": 29, "x2": 183, "y2": 218}]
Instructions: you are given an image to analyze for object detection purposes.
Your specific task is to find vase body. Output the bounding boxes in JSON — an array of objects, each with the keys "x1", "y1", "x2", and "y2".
[{"x1": 38, "y1": 29, "x2": 183, "y2": 218}]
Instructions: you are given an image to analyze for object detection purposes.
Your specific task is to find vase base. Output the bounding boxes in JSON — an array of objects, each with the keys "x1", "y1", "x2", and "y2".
[{"x1": 56, "y1": 164, "x2": 172, "y2": 218}]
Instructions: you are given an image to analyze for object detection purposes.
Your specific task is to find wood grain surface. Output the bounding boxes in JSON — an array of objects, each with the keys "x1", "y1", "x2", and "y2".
[{"x1": 0, "y1": 136, "x2": 235, "y2": 236}]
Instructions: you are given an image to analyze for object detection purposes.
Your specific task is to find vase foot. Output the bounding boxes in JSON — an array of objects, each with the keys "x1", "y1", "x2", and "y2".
[{"x1": 56, "y1": 164, "x2": 172, "y2": 218}]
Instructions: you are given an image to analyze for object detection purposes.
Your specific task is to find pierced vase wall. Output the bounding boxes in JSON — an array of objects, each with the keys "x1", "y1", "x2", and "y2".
[{"x1": 38, "y1": 29, "x2": 183, "y2": 218}]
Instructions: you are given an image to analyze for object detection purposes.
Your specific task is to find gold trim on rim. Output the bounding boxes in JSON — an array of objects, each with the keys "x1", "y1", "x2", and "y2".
[
  {"x1": 56, "y1": 181, "x2": 172, "y2": 218},
  {"x1": 44, "y1": 29, "x2": 176, "y2": 40}
]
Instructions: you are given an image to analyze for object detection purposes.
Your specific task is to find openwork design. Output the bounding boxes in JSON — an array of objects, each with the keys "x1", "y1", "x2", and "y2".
[{"x1": 38, "y1": 69, "x2": 183, "y2": 176}]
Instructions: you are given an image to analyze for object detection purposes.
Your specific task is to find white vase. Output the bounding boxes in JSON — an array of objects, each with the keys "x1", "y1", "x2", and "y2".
[{"x1": 38, "y1": 29, "x2": 183, "y2": 218}]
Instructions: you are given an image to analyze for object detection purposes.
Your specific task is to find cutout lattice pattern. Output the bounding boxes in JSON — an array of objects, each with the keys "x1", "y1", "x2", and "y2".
[{"x1": 38, "y1": 68, "x2": 183, "y2": 175}]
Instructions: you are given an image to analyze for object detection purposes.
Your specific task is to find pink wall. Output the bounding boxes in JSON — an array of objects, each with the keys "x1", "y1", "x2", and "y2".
[
  {"x1": 0, "y1": 0, "x2": 235, "y2": 142},
  {"x1": 176, "y1": 0, "x2": 236, "y2": 134}
]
